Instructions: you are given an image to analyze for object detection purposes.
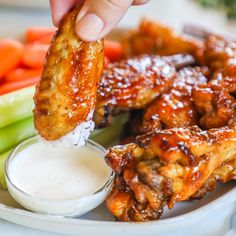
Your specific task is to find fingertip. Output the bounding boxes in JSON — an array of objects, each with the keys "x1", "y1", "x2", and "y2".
[
  {"x1": 132, "y1": 0, "x2": 150, "y2": 5},
  {"x1": 51, "y1": 15, "x2": 59, "y2": 27},
  {"x1": 75, "y1": 0, "x2": 133, "y2": 41},
  {"x1": 75, "y1": 13, "x2": 104, "y2": 41},
  {"x1": 50, "y1": 0, "x2": 77, "y2": 27}
]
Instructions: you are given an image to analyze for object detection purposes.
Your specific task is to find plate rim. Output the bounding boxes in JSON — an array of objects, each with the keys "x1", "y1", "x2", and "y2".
[{"x1": 0, "y1": 184, "x2": 235, "y2": 228}]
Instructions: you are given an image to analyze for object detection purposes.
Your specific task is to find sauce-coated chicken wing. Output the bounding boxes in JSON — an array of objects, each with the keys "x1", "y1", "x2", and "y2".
[
  {"x1": 193, "y1": 36, "x2": 236, "y2": 129},
  {"x1": 205, "y1": 35, "x2": 236, "y2": 75},
  {"x1": 123, "y1": 19, "x2": 205, "y2": 64},
  {"x1": 95, "y1": 54, "x2": 195, "y2": 127},
  {"x1": 34, "y1": 7, "x2": 104, "y2": 146},
  {"x1": 193, "y1": 84, "x2": 236, "y2": 129},
  {"x1": 105, "y1": 126, "x2": 236, "y2": 221},
  {"x1": 139, "y1": 67, "x2": 208, "y2": 133}
]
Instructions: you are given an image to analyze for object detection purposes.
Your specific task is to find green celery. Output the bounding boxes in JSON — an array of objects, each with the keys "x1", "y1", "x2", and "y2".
[
  {"x1": 0, "y1": 117, "x2": 35, "y2": 154},
  {"x1": 0, "y1": 113, "x2": 128, "y2": 155},
  {"x1": 0, "y1": 149, "x2": 13, "y2": 189},
  {"x1": 0, "y1": 86, "x2": 34, "y2": 128}
]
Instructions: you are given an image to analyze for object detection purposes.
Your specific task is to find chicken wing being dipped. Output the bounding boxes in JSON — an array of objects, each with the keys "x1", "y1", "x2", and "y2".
[
  {"x1": 105, "y1": 126, "x2": 236, "y2": 222},
  {"x1": 95, "y1": 54, "x2": 195, "y2": 127},
  {"x1": 34, "y1": 7, "x2": 104, "y2": 146},
  {"x1": 122, "y1": 19, "x2": 205, "y2": 64},
  {"x1": 138, "y1": 66, "x2": 209, "y2": 133}
]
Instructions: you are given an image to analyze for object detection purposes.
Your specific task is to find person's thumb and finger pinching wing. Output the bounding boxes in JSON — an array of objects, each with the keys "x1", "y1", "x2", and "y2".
[{"x1": 50, "y1": 0, "x2": 149, "y2": 41}]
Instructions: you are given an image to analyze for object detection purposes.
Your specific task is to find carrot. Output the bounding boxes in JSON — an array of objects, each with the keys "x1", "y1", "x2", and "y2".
[
  {"x1": 0, "y1": 39, "x2": 23, "y2": 79},
  {"x1": 34, "y1": 32, "x2": 54, "y2": 44},
  {"x1": 0, "y1": 77, "x2": 39, "y2": 95},
  {"x1": 5, "y1": 68, "x2": 42, "y2": 82},
  {"x1": 104, "y1": 56, "x2": 110, "y2": 68},
  {"x1": 22, "y1": 43, "x2": 48, "y2": 68},
  {"x1": 25, "y1": 27, "x2": 55, "y2": 43},
  {"x1": 104, "y1": 40, "x2": 123, "y2": 62}
]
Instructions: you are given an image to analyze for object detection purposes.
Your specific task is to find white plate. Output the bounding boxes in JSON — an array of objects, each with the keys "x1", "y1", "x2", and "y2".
[{"x1": 0, "y1": 182, "x2": 235, "y2": 236}]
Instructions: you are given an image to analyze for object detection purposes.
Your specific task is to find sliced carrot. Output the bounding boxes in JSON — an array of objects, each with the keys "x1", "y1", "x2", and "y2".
[
  {"x1": 104, "y1": 40, "x2": 123, "y2": 62},
  {"x1": 25, "y1": 27, "x2": 55, "y2": 43},
  {"x1": 34, "y1": 32, "x2": 54, "y2": 44},
  {"x1": 0, "y1": 39, "x2": 23, "y2": 79},
  {"x1": 5, "y1": 68, "x2": 42, "y2": 82},
  {"x1": 104, "y1": 56, "x2": 110, "y2": 68},
  {"x1": 0, "y1": 76, "x2": 39, "y2": 95},
  {"x1": 22, "y1": 43, "x2": 49, "y2": 68}
]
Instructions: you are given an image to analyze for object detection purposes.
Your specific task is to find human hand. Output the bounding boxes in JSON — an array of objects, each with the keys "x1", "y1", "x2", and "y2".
[{"x1": 50, "y1": 0, "x2": 149, "y2": 41}]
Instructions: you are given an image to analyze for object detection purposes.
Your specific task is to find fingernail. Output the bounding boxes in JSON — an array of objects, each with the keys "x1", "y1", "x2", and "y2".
[{"x1": 76, "y1": 13, "x2": 104, "y2": 41}]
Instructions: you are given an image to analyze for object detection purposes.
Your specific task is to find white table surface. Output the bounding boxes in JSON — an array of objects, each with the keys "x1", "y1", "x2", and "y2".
[{"x1": 0, "y1": 0, "x2": 235, "y2": 235}]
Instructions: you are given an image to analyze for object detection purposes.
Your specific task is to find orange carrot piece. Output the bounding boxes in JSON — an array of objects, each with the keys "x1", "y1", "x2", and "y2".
[
  {"x1": 34, "y1": 32, "x2": 54, "y2": 44},
  {"x1": 0, "y1": 39, "x2": 23, "y2": 79},
  {"x1": 25, "y1": 27, "x2": 55, "y2": 43},
  {"x1": 104, "y1": 56, "x2": 110, "y2": 68},
  {"x1": 5, "y1": 68, "x2": 42, "y2": 82},
  {"x1": 104, "y1": 40, "x2": 123, "y2": 62},
  {"x1": 22, "y1": 43, "x2": 49, "y2": 68},
  {"x1": 0, "y1": 77, "x2": 39, "y2": 95}
]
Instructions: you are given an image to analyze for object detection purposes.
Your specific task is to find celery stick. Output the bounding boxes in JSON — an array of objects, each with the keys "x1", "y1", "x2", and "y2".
[
  {"x1": 0, "y1": 114, "x2": 127, "y2": 154},
  {"x1": 91, "y1": 114, "x2": 129, "y2": 147},
  {"x1": 0, "y1": 117, "x2": 35, "y2": 154},
  {"x1": 0, "y1": 86, "x2": 35, "y2": 128},
  {"x1": 0, "y1": 149, "x2": 13, "y2": 190},
  {"x1": 0, "y1": 113, "x2": 128, "y2": 154}
]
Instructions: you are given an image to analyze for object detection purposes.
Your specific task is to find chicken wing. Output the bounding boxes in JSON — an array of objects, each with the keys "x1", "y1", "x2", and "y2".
[
  {"x1": 122, "y1": 18, "x2": 205, "y2": 64},
  {"x1": 105, "y1": 126, "x2": 236, "y2": 221},
  {"x1": 192, "y1": 159, "x2": 236, "y2": 199},
  {"x1": 193, "y1": 36, "x2": 236, "y2": 129},
  {"x1": 205, "y1": 35, "x2": 236, "y2": 75},
  {"x1": 193, "y1": 84, "x2": 236, "y2": 129},
  {"x1": 138, "y1": 66, "x2": 208, "y2": 133},
  {"x1": 34, "y1": 7, "x2": 104, "y2": 146},
  {"x1": 95, "y1": 54, "x2": 195, "y2": 127}
]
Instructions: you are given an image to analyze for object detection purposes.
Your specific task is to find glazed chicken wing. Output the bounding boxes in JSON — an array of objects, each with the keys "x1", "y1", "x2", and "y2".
[
  {"x1": 193, "y1": 84, "x2": 236, "y2": 129},
  {"x1": 192, "y1": 158, "x2": 236, "y2": 199},
  {"x1": 193, "y1": 36, "x2": 236, "y2": 129},
  {"x1": 205, "y1": 35, "x2": 236, "y2": 75},
  {"x1": 139, "y1": 67, "x2": 208, "y2": 133},
  {"x1": 105, "y1": 126, "x2": 236, "y2": 221},
  {"x1": 34, "y1": 7, "x2": 104, "y2": 146},
  {"x1": 123, "y1": 18, "x2": 205, "y2": 64},
  {"x1": 95, "y1": 54, "x2": 195, "y2": 127}
]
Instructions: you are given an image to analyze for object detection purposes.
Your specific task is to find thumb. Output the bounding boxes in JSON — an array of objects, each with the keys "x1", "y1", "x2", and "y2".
[{"x1": 75, "y1": 0, "x2": 133, "y2": 41}]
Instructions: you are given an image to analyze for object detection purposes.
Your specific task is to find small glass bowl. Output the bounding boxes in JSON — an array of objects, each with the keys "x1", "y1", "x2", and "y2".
[{"x1": 5, "y1": 136, "x2": 114, "y2": 217}]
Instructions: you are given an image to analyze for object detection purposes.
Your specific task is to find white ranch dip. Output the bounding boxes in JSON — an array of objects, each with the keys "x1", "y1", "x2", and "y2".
[
  {"x1": 8, "y1": 141, "x2": 111, "y2": 201},
  {"x1": 6, "y1": 138, "x2": 114, "y2": 216}
]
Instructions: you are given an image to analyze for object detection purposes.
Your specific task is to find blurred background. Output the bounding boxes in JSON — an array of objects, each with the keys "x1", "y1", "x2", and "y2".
[{"x1": 0, "y1": 0, "x2": 235, "y2": 38}]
